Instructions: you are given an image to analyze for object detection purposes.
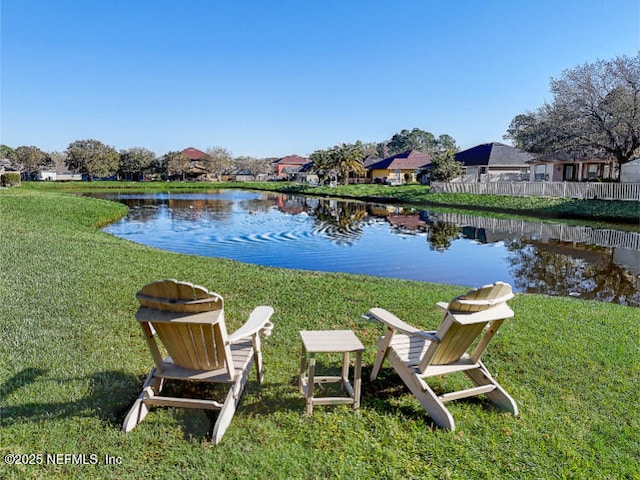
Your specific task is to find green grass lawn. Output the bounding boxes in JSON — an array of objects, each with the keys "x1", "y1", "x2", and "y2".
[{"x1": 1, "y1": 187, "x2": 639, "y2": 479}]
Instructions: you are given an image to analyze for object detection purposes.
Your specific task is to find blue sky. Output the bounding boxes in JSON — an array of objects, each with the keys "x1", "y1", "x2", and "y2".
[{"x1": 1, "y1": 0, "x2": 638, "y2": 158}]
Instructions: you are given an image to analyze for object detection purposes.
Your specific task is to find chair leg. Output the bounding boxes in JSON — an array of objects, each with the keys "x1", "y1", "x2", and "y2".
[
  {"x1": 465, "y1": 363, "x2": 518, "y2": 416},
  {"x1": 211, "y1": 360, "x2": 252, "y2": 444},
  {"x1": 252, "y1": 333, "x2": 264, "y2": 385},
  {"x1": 211, "y1": 386, "x2": 239, "y2": 445},
  {"x1": 370, "y1": 331, "x2": 393, "y2": 381},
  {"x1": 387, "y1": 350, "x2": 456, "y2": 431},
  {"x1": 122, "y1": 368, "x2": 161, "y2": 433}
]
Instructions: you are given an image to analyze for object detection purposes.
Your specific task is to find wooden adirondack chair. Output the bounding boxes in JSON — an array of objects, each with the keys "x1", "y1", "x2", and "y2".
[
  {"x1": 122, "y1": 279, "x2": 274, "y2": 444},
  {"x1": 365, "y1": 281, "x2": 517, "y2": 431}
]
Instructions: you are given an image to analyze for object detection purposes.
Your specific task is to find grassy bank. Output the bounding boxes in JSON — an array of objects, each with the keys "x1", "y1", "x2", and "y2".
[
  {"x1": 21, "y1": 180, "x2": 640, "y2": 224},
  {"x1": 1, "y1": 188, "x2": 639, "y2": 479}
]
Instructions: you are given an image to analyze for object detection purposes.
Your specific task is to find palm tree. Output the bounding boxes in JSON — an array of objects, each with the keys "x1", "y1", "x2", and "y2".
[
  {"x1": 309, "y1": 149, "x2": 334, "y2": 185},
  {"x1": 329, "y1": 142, "x2": 366, "y2": 185}
]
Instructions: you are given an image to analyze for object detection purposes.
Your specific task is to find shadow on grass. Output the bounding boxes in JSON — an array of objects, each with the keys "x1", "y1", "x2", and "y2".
[
  {"x1": 0, "y1": 369, "x2": 141, "y2": 428},
  {"x1": 0, "y1": 367, "x2": 48, "y2": 398},
  {"x1": 0, "y1": 365, "x2": 496, "y2": 439},
  {"x1": 0, "y1": 369, "x2": 238, "y2": 440},
  {"x1": 129, "y1": 376, "x2": 307, "y2": 440},
  {"x1": 360, "y1": 365, "x2": 500, "y2": 429}
]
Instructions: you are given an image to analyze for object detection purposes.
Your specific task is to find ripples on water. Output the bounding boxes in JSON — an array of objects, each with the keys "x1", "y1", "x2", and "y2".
[{"x1": 97, "y1": 189, "x2": 640, "y2": 306}]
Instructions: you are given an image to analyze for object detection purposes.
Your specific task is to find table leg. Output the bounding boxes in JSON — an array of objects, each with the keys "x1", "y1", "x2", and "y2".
[
  {"x1": 342, "y1": 351, "x2": 350, "y2": 391},
  {"x1": 299, "y1": 344, "x2": 307, "y2": 394},
  {"x1": 306, "y1": 354, "x2": 316, "y2": 415},
  {"x1": 353, "y1": 351, "x2": 362, "y2": 410}
]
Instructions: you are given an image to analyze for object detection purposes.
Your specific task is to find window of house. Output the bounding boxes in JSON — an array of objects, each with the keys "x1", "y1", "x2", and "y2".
[
  {"x1": 563, "y1": 165, "x2": 575, "y2": 181},
  {"x1": 586, "y1": 164, "x2": 599, "y2": 180},
  {"x1": 535, "y1": 165, "x2": 546, "y2": 181}
]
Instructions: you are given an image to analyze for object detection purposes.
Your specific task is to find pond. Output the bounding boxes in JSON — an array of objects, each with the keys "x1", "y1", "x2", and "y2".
[{"x1": 96, "y1": 189, "x2": 640, "y2": 306}]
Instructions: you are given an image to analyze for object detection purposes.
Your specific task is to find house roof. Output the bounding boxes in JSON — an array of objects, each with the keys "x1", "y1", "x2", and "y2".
[
  {"x1": 363, "y1": 155, "x2": 383, "y2": 168},
  {"x1": 281, "y1": 165, "x2": 305, "y2": 174},
  {"x1": 367, "y1": 150, "x2": 432, "y2": 170},
  {"x1": 454, "y1": 142, "x2": 534, "y2": 167},
  {"x1": 0, "y1": 159, "x2": 20, "y2": 171},
  {"x1": 276, "y1": 155, "x2": 309, "y2": 166},
  {"x1": 182, "y1": 147, "x2": 207, "y2": 160}
]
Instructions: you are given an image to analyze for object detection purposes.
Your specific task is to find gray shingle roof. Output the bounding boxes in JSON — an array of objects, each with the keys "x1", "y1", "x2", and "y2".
[{"x1": 455, "y1": 143, "x2": 534, "y2": 167}]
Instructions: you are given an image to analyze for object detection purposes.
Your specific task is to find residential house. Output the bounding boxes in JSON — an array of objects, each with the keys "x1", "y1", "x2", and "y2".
[
  {"x1": 182, "y1": 147, "x2": 207, "y2": 161},
  {"x1": 273, "y1": 155, "x2": 310, "y2": 179},
  {"x1": 367, "y1": 150, "x2": 432, "y2": 184},
  {"x1": 454, "y1": 142, "x2": 533, "y2": 182},
  {"x1": 620, "y1": 158, "x2": 640, "y2": 183},
  {"x1": 0, "y1": 158, "x2": 19, "y2": 175},
  {"x1": 37, "y1": 161, "x2": 82, "y2": 181},
  {"x1": 528, "y1": 152, "x2": 618, "y2": 182},
  {"x1": 172, "y1": 147, "x2": 210, "y2": 180},
  {"x1": 158, "y1": 147, "x2": 211, "y2": 181}
]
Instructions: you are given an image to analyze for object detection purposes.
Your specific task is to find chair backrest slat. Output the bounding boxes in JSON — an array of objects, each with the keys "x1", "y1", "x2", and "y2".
[
  {"x1": 419, "y1": 282, "x2": 513, "y2": 372},
  {"x1": 135, "y1": 279, "x2": 232, "y2": 375},
  {"x1": 431, "y1": 322, "x2": 486, "y2": 365},
  {"x1": 447, "y1": 282, "x2": 513, "y2": 313}
]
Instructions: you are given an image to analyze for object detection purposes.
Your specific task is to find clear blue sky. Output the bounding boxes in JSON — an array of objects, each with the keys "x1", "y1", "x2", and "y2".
[{"x1": 1, "y1": 0, "x2": 638, "y2": 158}]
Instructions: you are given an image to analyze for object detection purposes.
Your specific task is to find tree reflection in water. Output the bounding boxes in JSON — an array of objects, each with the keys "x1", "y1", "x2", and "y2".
[
  {"x1": 504, "y1": 238, "x2": 640, "y2": 306},
  {"x1": 311, "y1": 200, "x2": 368, "y2": 245},
  {"x1": 427, "y1": 222, "x2": 461, "y2": 252}
]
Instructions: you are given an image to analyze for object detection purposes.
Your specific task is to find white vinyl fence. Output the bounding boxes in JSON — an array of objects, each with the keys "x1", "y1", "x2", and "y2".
[{"x1": 430, "y1": 181, "x2": 640, "y2": 201}]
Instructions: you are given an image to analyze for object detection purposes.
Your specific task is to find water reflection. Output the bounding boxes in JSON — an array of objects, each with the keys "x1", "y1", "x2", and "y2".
[
  {"x1": 95, "y1": 190, "x2": 640, "y2": 306},
  {"x1": 505, "y1": 239, "x2": 639, "y2": 305}
]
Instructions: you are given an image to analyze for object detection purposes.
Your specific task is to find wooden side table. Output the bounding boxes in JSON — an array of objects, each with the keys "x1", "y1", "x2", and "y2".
[{"x1": 299, "y1": 330, "x2": 365, "y2": 414}]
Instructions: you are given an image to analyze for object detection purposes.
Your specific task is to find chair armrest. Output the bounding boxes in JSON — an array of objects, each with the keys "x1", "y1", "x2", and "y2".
[
  {"x1": 229, "y1": 306, "x2": 274, "y2": 343},
  {"x1": 364, "y1": 308, "x2": 440, "y2": 343}
]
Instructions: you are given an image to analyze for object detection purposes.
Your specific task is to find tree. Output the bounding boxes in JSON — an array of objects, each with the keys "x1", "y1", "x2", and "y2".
[
  {"x1": 385, "y1": 128, "x2": 459, "y2": 156},
  {"x1": 234, "y1": 156, "x2": 272, "y2": 177},
  {"x1": 205, "y1": 146, "x2": 233, "y2": 180},
  {"x1": 429, "y1": 149, "x2": 463, "y2": 182},
  {"x1": 65, "y1": 139, "x2": 119, "y2": 180},
  {"x1": 49, "y1": 151, "x2": 67, "y2": 172},
  {"x1": 436, "y1": 134, "x2": 458, "y2": 152},
  {"x1": 505, "y1": 52, "x2": 640, "y2": 174},
  {"x1": 330, "y1": 142, "x2": 366, "y2": 185},
  {"x1": 0, "y1": 145, "x2": 15, "y2": 159},
  {"x1": 119, "y1": 147, "x2": 156, "y2": 180},
  {"x1": 387, "y1": 128, "x2": 437, "y2": 155},
  {"x1": 165, "y1": 151, "x2": 190, "y2": 180},
  {"x1": 309, "y1": 149, "x2": 335, "y2": 185},
  {"x1": 310, "y1": 142, "x2": 366, "y2": 185},
  {"x1": 13, "y1": 145, "x2": 51, "y2": 179}
]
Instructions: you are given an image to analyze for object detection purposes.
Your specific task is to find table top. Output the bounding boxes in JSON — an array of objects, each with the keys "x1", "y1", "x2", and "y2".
[{"x1": 300, "y1": 330, "x2": 364, "y2": 353}]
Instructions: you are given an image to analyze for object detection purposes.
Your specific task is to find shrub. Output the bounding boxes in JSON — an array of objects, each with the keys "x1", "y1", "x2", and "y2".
[{"x1": 1, "y1": 172, "x2": 21, "y2": 187}]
